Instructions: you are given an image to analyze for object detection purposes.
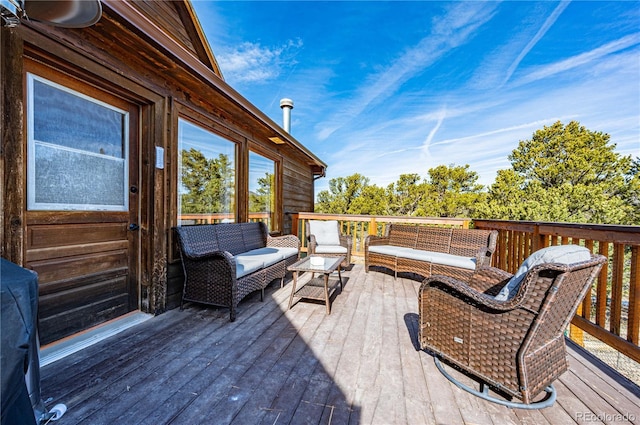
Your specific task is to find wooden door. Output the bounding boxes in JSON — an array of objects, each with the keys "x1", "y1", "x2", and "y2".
[{"x1": 24, "y1": 61, "x2": 140, "y2": 345}]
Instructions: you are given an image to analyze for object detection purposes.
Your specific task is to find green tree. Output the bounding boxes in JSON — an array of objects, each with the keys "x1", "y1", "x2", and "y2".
[
  {"x1": 619, "y1": 157, "x2": 640, "y2": 224},
  {"x1": 422, "y1": 164, "x2": 485, "y2": 217},
  {"x1": 180, "y1": 149, "x2": 235, "y2": 214},
  {"x1": 348, "y1": 185, "x2": 389, "y2": 215},
  {"x1": 315, "y1": 174, "x2": 371, "y2": 214},
  {"x1": 249, "y1": 172, "x2": 274, "y2": 213},
  {"x1": 387, "y1": 173, "x2": 429, "y2": 216},
  {"x1": 479, "y1": 121, "x2": 638, "y2": 224}
]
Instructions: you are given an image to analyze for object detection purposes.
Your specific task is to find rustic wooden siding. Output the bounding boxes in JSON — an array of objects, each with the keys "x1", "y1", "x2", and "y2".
[
  {"x1": 283, "y1": 154, "x2": 316, "y2": 235},
  {"x1": 131, "y1": 1, "x2": 196, "y2": 54},
  {"x1": 128, "y1": 0, "x2": 220, "y2": 78}
]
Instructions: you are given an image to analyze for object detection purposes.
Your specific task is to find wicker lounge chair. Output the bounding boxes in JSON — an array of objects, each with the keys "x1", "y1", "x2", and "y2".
[
  {"x1": 419, "y1": 246, "x2": 606, "y2": 408},
  {"x1": 306, "y1": 220, "x2": 352, "y2": 267}
]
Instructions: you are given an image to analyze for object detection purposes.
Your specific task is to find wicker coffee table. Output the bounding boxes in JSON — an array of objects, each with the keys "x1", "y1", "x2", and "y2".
[{"x1": 287, "y1": 255, "x2": 345, "y2": 314}]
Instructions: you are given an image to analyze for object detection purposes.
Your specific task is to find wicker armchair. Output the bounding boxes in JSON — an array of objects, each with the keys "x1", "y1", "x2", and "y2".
[
  {"x1": 419, "y1": 251, "x2": 606, "y2": 408},
  {"x1": 306, "y1": 220, "x2": 352, "y2": 267}
]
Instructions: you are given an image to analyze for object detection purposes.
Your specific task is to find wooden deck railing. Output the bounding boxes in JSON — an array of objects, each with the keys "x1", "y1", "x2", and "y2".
[
  {"x1": 291, "y1": 213, "x2": 640, "y2": 365},
  {"x1": 473, "y1": 219, "x2": 640, "y2": 364},
  {"x1": 290, "y1": 212, "x2": 470, "y2": 256}
]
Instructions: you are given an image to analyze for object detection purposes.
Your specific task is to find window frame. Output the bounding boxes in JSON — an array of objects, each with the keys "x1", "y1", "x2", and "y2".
[
  {"x1": 176, "y1": 116, "x2": 238, "y2": 225},
  {"x1": 26, "y1": 73, "x2": 130, "y2": 212},
  {"x1": 248, "y1": 144, "x2": 282, "y2": 233},
  {"x1": 248, "y1": 150, "x2": 278, "y2": 230}
]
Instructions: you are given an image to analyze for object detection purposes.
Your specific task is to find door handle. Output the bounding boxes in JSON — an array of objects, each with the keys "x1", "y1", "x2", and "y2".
[{"x1": 129, "y1": 223, "x2": 140, "y2": 231}]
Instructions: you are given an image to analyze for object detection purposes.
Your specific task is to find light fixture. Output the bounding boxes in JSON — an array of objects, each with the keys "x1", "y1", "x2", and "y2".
[
  {"x1": 269, "y1": 136, "x2": 286, "y2": 145},
  {"x1": 1, "y1": 0, "x2": 102, "y2": 28}
]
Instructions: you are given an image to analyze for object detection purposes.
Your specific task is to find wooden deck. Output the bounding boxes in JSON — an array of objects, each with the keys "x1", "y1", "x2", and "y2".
[{"x1": 40, "y1": 264, "x2": 640, "y2": 424}]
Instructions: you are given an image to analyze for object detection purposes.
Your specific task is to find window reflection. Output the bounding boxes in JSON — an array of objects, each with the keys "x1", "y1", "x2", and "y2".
[
  {"x1": 249, "y1": 151, "x2": 276, "y2": 231},
  {"x1": 178, "y1": 118, "x2": 236, "y2": 224}
]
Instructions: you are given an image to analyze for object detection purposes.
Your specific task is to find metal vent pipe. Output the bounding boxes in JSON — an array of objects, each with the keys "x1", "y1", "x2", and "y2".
[{"x1": 280, "y1": 98, "x2": 293, "y2": 133}]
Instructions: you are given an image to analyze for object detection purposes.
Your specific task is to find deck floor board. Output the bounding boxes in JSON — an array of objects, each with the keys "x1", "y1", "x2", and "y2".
[{"x1": 40, "y1": 264, "x2": 640, "y2": 424}]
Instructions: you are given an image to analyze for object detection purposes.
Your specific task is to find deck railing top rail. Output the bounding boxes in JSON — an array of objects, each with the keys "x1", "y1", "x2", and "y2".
[
  {"x1": 295, "y1": 212, "x2": 470, "y2": 227},
  {"x1": 473, "y1": 219, "x2": 640, "y2": 245}
]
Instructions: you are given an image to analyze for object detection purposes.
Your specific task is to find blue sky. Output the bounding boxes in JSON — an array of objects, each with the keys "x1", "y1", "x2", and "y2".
[{"x1": 191, "y1": 1, "x2": 640, "y2": 195}]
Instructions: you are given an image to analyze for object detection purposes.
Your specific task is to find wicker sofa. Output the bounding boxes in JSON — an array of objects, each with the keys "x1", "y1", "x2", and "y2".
[
  {"x1": 365, "y1": 224, "x2": 498, "y2": 280},
  {"x1": 174, "y1": 222, "x2": 300, "y2": 321}
]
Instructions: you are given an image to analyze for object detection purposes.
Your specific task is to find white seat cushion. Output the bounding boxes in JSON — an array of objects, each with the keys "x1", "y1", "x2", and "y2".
[
  {"x1": 239, "y1": 247, "x2": 283, "y2": 267},
  {"x1": 309, "y1": 220, "x2": 341, "y2": 246},
  {"x1": 235, "y1": 256, "x2": 264, "y2": 278},
  {"x1": 315, "y1": 245, "x2": 348, "y2": 254},
  {"x1": 369, "y1": 246, "x2": 475, "y2": 270},
  {"x1": 235, "y1": 246, "x2": 298, "y2": 278},
  {"x1": 394, "y1": 248, "x2": 434, "y2": 262},
  {"x1": 368, "y1": 245, "x2": 415, "y2": 257},
  {"x1": 419, "y1": 251, "x2": 476, "y2": 270},
  {"x1": 495, "y1": 245, "x2": 592, "y2": 301},
  {"x1": 273, "y1": 247, "x2": 299, "y2": 260}
]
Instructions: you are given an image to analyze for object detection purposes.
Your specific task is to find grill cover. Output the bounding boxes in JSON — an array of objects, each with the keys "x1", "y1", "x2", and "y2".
[{"x1": 1, "y1": 258, "x2": 41, "y2": 425}]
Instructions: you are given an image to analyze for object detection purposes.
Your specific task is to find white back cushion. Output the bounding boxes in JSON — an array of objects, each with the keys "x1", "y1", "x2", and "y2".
[
  {"x1": 495, "y1": 245, "x2": 591, "y2": 301},
  {"x1": 308, "y1": 220, "x2": 341, "y2": 246}
]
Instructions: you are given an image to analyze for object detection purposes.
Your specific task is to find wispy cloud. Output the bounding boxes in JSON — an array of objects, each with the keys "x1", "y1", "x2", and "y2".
[
  {"x1": 422, "y1": 107, "x2": 447, "y2": 152},
  {"x1": 502, "y1": 1, "x2": 571, "y2": 86},
  {"x1": 430, "y1": 118, "x2": 565, "y2": 148},
  {"x1": 217, "y1": 39, "x2": 303, "y2": 85},
  {"x1": 314, "y1": 2, "x2": 499, "y2": 141},
  {"x1": 514, "y1": 33, "x2": 640, "y2": 86}
]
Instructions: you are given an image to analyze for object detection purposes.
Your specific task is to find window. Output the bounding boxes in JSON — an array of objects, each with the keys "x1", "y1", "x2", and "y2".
[
  {"x1": 249, "y1": 151, "x2": 276, "y2": 230},
  {"x1": 27, "y1": 74, "x2": 129, "y2": 211},
  {"x1": 178, "y1": 118, "x2": 236, "y2": 224}
]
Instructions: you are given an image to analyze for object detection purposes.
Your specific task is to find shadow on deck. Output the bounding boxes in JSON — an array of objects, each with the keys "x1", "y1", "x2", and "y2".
[{"x1": 40, "y1": 264, "x2": 640, "y2": 424}]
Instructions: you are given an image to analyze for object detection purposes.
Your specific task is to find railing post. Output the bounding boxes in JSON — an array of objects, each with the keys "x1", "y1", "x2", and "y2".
[
  {"x1": 596, "y1": 242, "x2": 609, "y2": 328},
  {"x1": 291, "y1": 213, "x2": 299, "y2": 237},
  {"x1": 611, "y1": 244, "x2": 625, "y2": 336},
  {"x1": 532, "y1": 223, "x2": 542, "y2": 252},
  {"x1": 629, "y1": 246, "x2": 639, "y2": 345},
  {"x1": 570, "y1": 303, "x2": 585, "y2": 347},
  {"x1": 369, "y1": 217, "x2": 377, "y2": 236}
]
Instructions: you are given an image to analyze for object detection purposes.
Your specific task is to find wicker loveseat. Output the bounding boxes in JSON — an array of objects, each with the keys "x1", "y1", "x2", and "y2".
[
  {"x1": 365, "y1": 224, "x2": 498, "y2": 280},
  {"x1": 174, "y1": 222, "x2": 300, "y2": 321}
]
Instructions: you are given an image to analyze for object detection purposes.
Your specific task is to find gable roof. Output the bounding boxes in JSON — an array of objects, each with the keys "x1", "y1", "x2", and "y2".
[
  {"x1": 117, "y1": 0, "x2": 223, "y2": 79},
  {"x1": 172, "y1": 0, "x2": 224, "y2": 79}
]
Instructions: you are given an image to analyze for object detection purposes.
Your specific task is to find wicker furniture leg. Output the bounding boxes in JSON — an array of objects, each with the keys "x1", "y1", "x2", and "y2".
[
  {"x1": 325, "y1": 265, "x2": 343, "y2": 314},
  {"x1": 324, "y1": 273, "x2": 330, "y2": 314},
  {"x1": 288, "y1": 271, "x2": 299, "y2": 310}
]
